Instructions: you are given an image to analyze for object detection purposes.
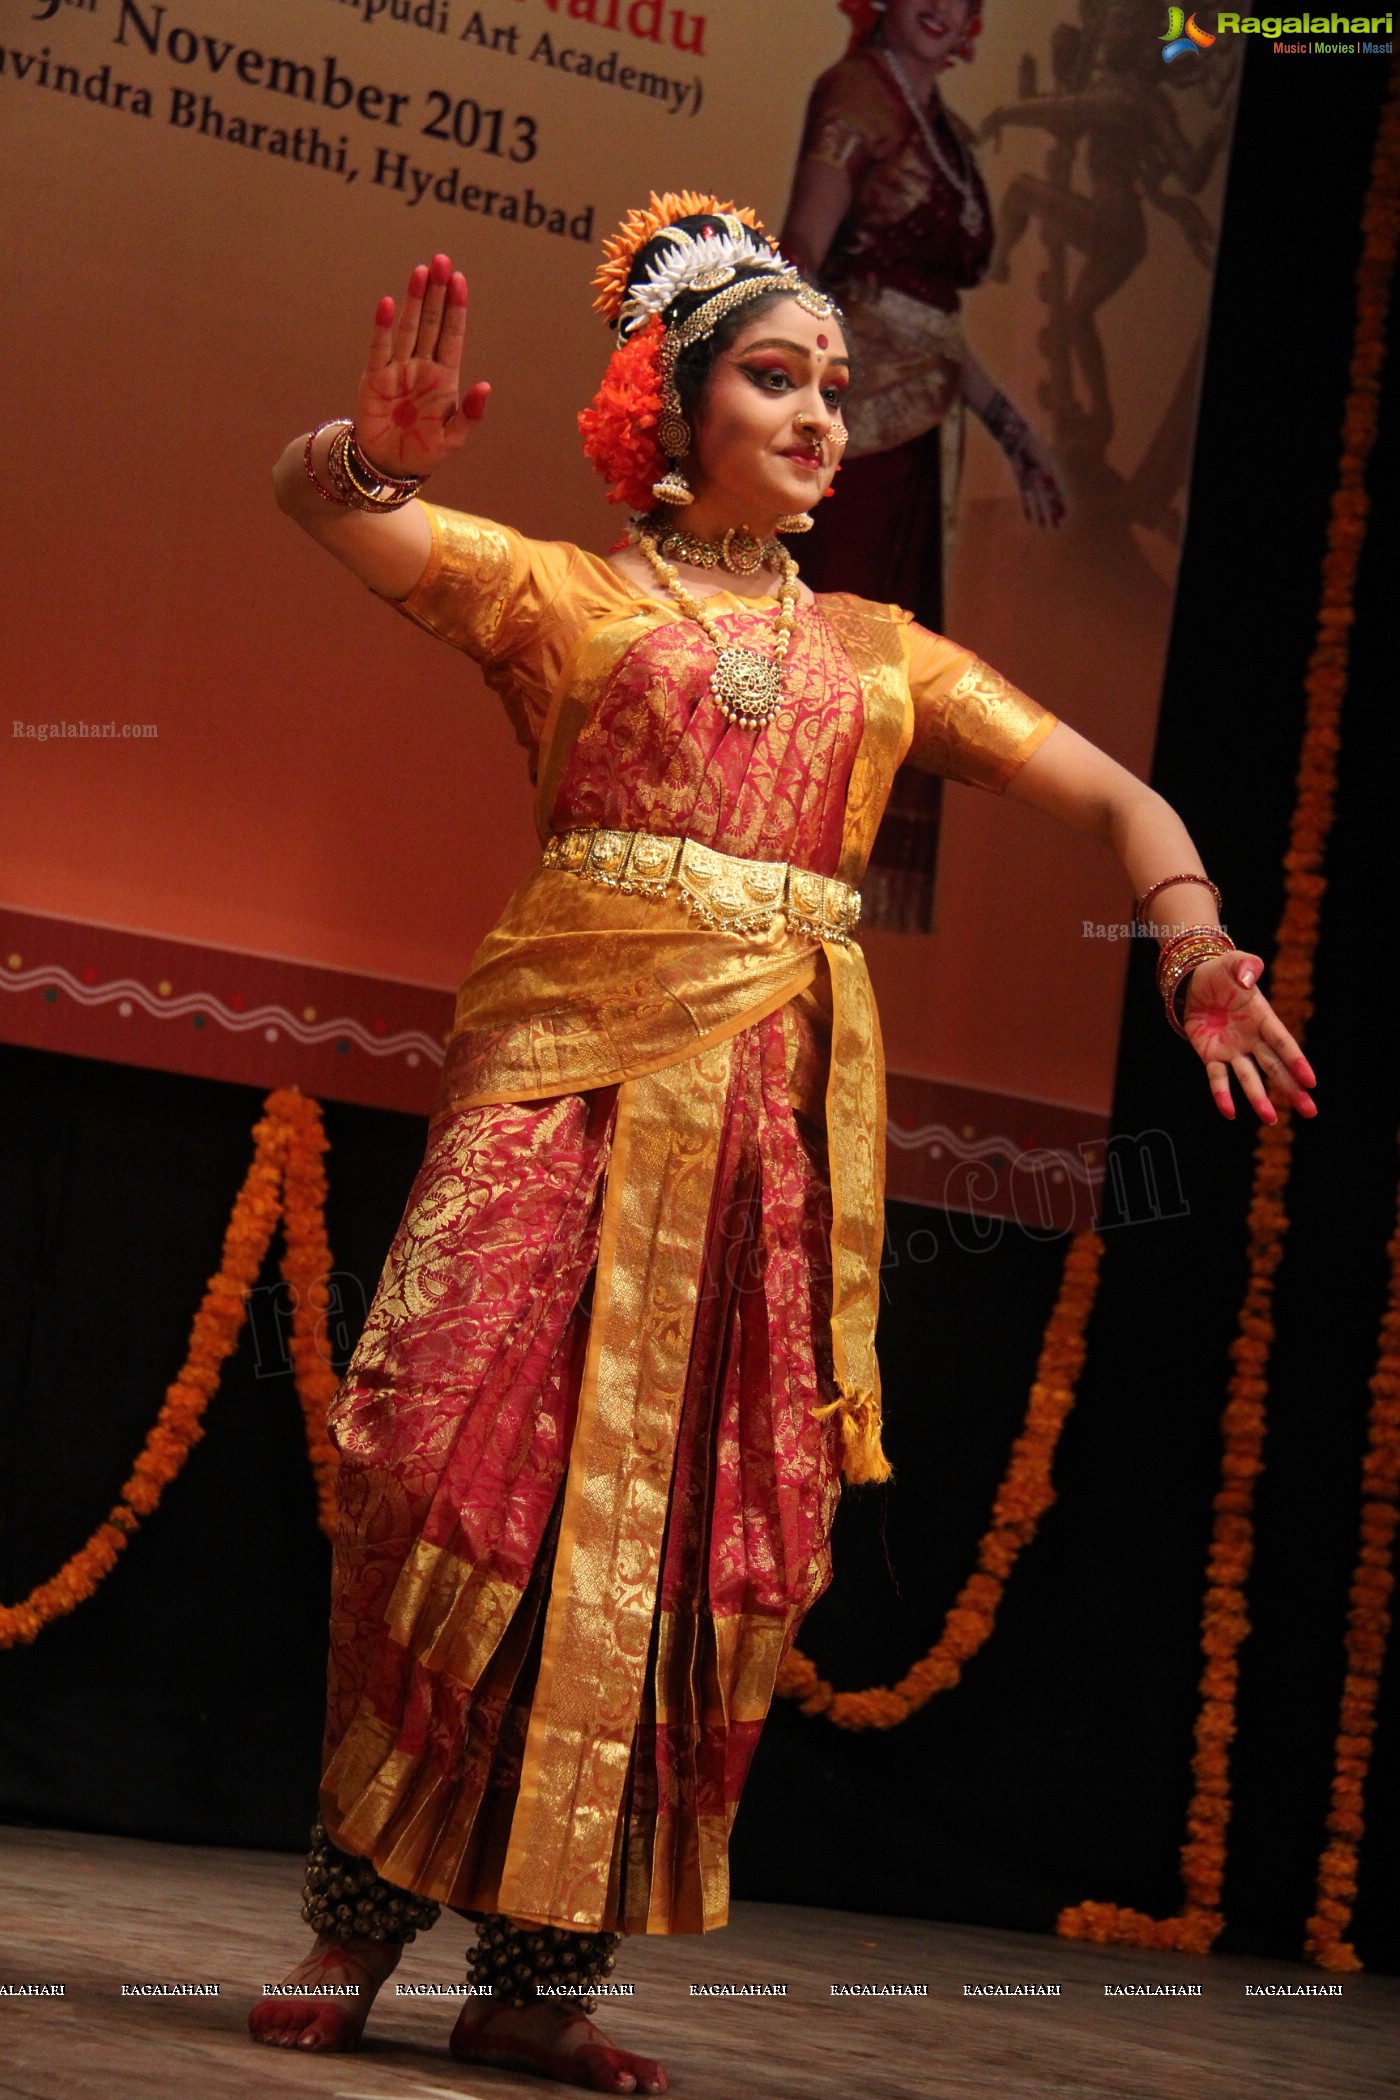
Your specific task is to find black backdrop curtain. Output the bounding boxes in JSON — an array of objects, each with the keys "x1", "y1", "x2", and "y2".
[{"x1": 1, "y1": 43, "x2": 1396, "y2": 1971}]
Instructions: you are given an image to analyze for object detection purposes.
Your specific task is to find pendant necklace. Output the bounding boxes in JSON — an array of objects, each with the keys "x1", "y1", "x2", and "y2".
[
  {"x1": 878, "y1": 45, "x2": 985, "y2": 239},
  {"x1": 637, "y1": 530, "x2": 801, "y2": 731}
]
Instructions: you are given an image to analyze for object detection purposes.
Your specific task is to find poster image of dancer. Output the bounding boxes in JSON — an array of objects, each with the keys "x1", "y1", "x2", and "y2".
[
  {"x1": 782, "y1": 0, "x2": 1067, "y2": 935},
  {"x1": 978, "y1": 0, "x2": 1237, "y2": 490}
]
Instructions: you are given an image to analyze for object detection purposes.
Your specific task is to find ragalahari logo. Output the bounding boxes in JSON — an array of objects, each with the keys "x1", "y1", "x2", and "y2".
[{"x1": 1162, "y1": 5, "x2": 1218, "y2": 54}]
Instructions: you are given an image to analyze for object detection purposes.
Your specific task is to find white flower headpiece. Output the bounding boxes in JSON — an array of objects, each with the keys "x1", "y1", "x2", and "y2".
[{"x1": 616, "y1": 216, "x2": 790, "y2": 341}]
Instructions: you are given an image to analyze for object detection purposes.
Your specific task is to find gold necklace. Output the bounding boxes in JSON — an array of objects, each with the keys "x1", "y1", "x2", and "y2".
[
  {"x1": 638, "y1": 531, "x2": 801, "y2": 731},
  {"x1": 651, "y1": 523, "x2": 782, "y2": 576}
]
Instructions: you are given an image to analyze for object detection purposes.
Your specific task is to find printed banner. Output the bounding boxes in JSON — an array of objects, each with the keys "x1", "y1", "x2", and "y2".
[{"x1": 1, "y1": 0, "x2": 1238, "y2": 1209}]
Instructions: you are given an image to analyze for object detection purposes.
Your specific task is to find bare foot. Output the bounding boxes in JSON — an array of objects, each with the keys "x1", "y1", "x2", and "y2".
[
  {"x1": 450, "y1": 1999, "x2": 668, "y2": 2094},
  {"x1": 248, "y1": 1933, "x2": 401, "y2": 2051}
]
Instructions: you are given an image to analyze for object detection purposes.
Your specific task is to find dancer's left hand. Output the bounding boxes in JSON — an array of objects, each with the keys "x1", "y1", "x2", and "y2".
[{"x1": 1181, "y1": 951, "x2": 1318, "y2": 1123}]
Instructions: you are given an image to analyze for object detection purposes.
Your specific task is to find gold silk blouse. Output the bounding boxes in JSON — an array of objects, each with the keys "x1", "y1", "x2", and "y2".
[{"x1": 396, "y1": 505, "x2": 1052, "y2": 798}]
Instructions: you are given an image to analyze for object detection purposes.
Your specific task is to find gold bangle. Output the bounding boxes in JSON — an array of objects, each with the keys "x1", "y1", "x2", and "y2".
[
  {"x1": 1156, "y1": 924, "x2": 1230, "y2": 975},
  {"x1": 325, "y1": 425, "x2": 418, "y2": 513},
  {"x1": 1158, "y1": 934, "x2": 1233, "y2": 989},
  {"x1": 1159, "y1": 932, "x2": 1235, "y2": 1038},
  {"x1": 340, "y1": 428, "x2": 425, "y2": 501}
]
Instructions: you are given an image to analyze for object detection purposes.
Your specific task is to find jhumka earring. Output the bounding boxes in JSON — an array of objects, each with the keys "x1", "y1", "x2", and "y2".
[
  {"x1": 775, "y1": 512, "x2": 814, "y2": 533},
  {"x1": 652, "y1": 464, "x2": 694, "y2": 506},
  {"x1": 652, "y1": 343, "x2": 695, "y2": 507}
]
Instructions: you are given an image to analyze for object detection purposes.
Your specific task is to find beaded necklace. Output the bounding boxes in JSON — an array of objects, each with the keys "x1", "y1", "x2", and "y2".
[
  {"x1": 877, "y1": 45, "x2": 985, "y2": 239},
  {"x1": 636, "y1": 530, "x2": 801, "y2": 731}
]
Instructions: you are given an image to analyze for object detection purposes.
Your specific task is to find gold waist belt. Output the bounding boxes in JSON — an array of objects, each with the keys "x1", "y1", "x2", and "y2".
[{"x1": 542, "y1": 826, "x2": 862, "y2": 945}]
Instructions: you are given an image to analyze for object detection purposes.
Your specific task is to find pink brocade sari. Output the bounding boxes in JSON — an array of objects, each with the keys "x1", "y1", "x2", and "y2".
[{"x1": 320, "y1": 602, "x2": 862, "y2": 1936}]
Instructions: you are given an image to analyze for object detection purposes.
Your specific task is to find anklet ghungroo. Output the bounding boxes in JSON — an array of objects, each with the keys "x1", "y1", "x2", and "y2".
[
  {"x1": 301, "y1": 1818, "x2": 441, "y2": 1945},
  {"x1": 467, "y1": 1913, "x2": 621, "y2": 2011}
]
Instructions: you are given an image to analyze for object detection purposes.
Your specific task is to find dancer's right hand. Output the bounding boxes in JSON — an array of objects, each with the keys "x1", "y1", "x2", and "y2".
[{"x1": 353, "y1": 252, "x2": 491, "y2": 482}]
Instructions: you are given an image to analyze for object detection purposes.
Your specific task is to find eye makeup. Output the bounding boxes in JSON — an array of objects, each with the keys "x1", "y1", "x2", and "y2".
[{"x1": 741, "y1": 353, "x2": 801, "y2": 380}]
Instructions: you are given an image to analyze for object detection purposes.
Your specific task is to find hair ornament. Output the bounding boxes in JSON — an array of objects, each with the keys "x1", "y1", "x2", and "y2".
[
  {"x1": 593, "y1": 191, "x2": 772, "y2": 331},
  {"x1": 616, "y1": 221, "x2": 787, "y2": 340}
]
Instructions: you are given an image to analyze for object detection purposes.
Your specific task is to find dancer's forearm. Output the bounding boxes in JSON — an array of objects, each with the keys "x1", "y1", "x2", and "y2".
[
  {"x1": 272, "y1": 428, "x2": 432, "y2": 601},
  {"x1": 1008, "y1": 720, "x2": 1217, "y2": 927}
]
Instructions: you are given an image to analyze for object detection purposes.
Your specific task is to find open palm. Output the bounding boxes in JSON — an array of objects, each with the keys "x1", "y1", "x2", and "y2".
[
  {"x1": 1182, "y1": 950, "x2": 1317, "y2": 1124},
  {"x1": 354, "y1": 251, "x2": 489, "y2": 481}
]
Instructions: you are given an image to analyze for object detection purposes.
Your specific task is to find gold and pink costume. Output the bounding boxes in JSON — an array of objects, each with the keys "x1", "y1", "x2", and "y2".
[{"x1": 319, "y1": 505, "x2": 1055, "y2": 1937}]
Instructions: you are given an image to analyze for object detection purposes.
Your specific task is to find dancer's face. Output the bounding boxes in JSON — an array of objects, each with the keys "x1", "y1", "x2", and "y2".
[
  {"x1": 884, "y1": 0, "x2": 971, "y2": 67},
  {"x1": 688, "y1": 300, "x2": 849, "y2": 528}
]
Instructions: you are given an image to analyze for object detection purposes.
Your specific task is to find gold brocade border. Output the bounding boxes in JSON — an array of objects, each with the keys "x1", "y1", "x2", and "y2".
[
  {"x1": 439, "y1": 933, "x2": 818, "y2": 1120},
  {"x1": 822, "y1": 939, "x2": 889, "y2": 1433},
  {"x1": 819, "y1": 595, "x2": 916, "y2": 885},
  {"x1": 633, "y1": 1616, "x2": 798, "y2": 1931},
  {"x1": 321, "y1": 1507, "x2": 562, "y2": 1903},
  {"x1": 382, "y1": 1539, "x2": 526, "y2": 1691},
  {"x1": 497, "y1": 1044, "x2": 735, "y2": 1930},
  {"x1": 654, "y1": 1612, "x2": 795, "y2": 1727},
  {"x1": 635, "y1": 1809, "x2": 735, "y2": 1937}
]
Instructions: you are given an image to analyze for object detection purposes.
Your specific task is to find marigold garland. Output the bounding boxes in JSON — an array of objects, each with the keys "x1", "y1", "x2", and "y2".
[
  {"x1": 1303, "y1": 1145, "x2": 1400, "y2": 1971},
  {"x1": 776, "y1": 1229, "x2": 1103, "y2": 1728},
  {"x1": 1057, "y1": 53, "x2": 1399, "y2": 1961},
  {"x1": 0, "y1": 1088, "x2": 341, "y2": 1649}
]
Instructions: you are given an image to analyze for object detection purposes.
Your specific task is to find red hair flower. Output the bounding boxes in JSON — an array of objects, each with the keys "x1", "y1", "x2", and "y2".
[{"x1": 578, "y1": 314, "x2": 666, "y2": 511}]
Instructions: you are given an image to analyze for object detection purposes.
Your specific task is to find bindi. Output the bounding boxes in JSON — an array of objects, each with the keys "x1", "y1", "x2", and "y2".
[{"x1": 816, "y1": 334, "x2": 828, "y2": 348}]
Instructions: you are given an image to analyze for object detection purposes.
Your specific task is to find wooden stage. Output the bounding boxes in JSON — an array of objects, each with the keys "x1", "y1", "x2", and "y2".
[{"x1": 1, "y1": 1826, "x2": 1394, "y2": 2100}]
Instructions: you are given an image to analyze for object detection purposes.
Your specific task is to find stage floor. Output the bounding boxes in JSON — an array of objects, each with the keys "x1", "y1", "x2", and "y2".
[{"x1": 0, "y1": 1825, "x2": 1394, "y2": 2100}]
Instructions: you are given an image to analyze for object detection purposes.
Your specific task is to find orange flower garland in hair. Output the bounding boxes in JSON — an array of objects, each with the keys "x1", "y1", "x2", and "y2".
[
  {"x1": 777, "y1": 1229, "x2": 1103, "y2": 1728},
  {"x1": 578, "y1": 314, "x2": 667, "y2": 512},
  {"x1": 1058, "y1": 53, "x2": 1400, "y2": 1961},
  {"x1": 0, "y1": 1089, "x2": 341, "y2": 1649},
  {"x1": 1304, "y1": 1148, "x2": 1400, "y2": 1971}
]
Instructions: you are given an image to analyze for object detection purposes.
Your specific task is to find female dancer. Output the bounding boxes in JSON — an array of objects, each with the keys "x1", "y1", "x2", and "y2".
[{"x1": 250, "y1": 200, "x2": 1315, "y2": 2095}]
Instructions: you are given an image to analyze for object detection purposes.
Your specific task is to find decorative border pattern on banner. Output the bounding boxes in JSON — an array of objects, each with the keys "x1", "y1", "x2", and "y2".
[
  {"x1": 885, "y1": 1072, "x2": 1108, "y2": 1228},
  {"x1": 0, "y1": 907, "x2": 453, "y2": 1117}
]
